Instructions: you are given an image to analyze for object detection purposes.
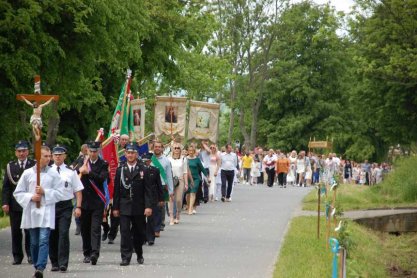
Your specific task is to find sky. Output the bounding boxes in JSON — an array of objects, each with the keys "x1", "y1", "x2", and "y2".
[{"x1": 311, "y1": 0, "x2": 355, "y2": 12}]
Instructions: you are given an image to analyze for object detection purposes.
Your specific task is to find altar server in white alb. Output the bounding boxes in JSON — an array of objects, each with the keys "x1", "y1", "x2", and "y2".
[
  {"x1": 13, "y1": 145, "x2": 64, "y2": 278},
  {"x1": 49, "y1": 145, "x2": 84, "y2": 273}
]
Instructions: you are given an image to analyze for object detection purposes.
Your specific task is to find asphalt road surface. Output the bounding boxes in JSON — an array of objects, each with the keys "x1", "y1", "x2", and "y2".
[{"x1": 0, "y1": 183, "x2": 311, "y2": 278}]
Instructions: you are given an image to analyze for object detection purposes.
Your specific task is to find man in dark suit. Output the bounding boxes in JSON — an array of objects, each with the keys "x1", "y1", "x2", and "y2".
[
  {"x1": 113, "y1": 143, "x2": 153, "y2": 266},
  {"x1": 77, "y1": 141, "x2": 109, "y2": 265},
  {"x1": 141, "y1": 153, "x2": 163, "y2": 245},
  {"x1": 1, "y1": 140, "x2": 34, "y2": 265}
]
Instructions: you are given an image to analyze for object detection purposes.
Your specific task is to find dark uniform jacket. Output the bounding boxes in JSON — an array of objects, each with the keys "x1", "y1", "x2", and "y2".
[
  {"x1": 113, "y1": 162, "x2": 153, "y2": 216},
  {"x1": 78, "y1": 158, "x2": 109, "y2": 210},
  {"x1": 2, "y1": 159, "x2": 36, "y2": 211},
  {"x1": 146, "y1": 165, "x2": 164, "y2": 207}
]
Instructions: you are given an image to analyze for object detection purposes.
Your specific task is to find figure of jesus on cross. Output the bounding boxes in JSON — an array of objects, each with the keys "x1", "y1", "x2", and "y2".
[{"x1": 16, "y1": 75, "x2": 59, "y2": 208}]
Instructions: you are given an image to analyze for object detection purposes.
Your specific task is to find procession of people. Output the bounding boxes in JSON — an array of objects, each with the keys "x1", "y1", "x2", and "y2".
[{"x1": 1, "y1": 138, "x2": 389, "y2": 277}]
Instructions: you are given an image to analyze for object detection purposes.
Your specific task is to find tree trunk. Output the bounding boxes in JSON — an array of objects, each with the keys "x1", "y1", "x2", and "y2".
[
  {"x1": 238, "y1": 108, "x2": 251, "y2": 150},
  {"x1": 46, "y1": 101, "x2": 60, "y2": 146}
]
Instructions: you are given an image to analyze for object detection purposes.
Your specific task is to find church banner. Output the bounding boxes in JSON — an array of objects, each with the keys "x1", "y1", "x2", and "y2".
[
  {"x1": 130, "y1": 98, "x2": 146, "y2": 139},
  {"x1": 154, "y1": 96, "x2": 187, "y2": 138},
  {"x1": 188, "y1": 100, "x2": 220, "y2": 143}
]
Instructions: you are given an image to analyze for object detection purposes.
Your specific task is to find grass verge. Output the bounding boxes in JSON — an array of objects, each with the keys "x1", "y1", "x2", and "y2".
[
  {"x1": 302, "y1": 183, "x2": 417, "y2": 211},
  {"x1": 303, "y1": 156, "x2": 417, "y2": 211},
  {"x1": 0, "y1": 216, "x2": 10, "y2": 229},
  {"x1": 274, "y1": 216, "x2": 417, "y2": 278}
]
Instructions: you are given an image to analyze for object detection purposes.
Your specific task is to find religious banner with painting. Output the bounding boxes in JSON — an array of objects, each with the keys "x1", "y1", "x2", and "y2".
[
  {"x1": 130, "y1": 98, "x2": 145, "y2": 139},
  {"x1": 154, "y1": 96, "x2": 187, "y2": 138},
  {"x1": 188, "y1": 100, "x2": 220, "y2": 143}
]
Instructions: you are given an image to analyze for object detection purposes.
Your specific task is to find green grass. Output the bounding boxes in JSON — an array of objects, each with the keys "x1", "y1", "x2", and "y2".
[
  {"x1": 274, "y1": 216, "x2": 417, "y2": 278},
  {"x1": 0, "y1": 216, "x2": 10, "y2": 229},
  {"x1": 303, "y1": 156, "x2": 417, "y2": 211}
]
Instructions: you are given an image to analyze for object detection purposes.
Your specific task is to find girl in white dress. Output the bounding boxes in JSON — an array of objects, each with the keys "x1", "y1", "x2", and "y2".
[{"x1": 250, "y1": 157, "x2": 261, "y2": 185}]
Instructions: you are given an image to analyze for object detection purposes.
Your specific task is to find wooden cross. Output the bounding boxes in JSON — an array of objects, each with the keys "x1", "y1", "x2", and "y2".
[{"x1": 16, "y1": 75, "x2": 59, "y2": 208}]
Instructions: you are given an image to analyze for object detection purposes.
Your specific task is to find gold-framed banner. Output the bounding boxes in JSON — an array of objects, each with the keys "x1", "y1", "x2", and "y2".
[
  {"x1": 130, "y1": 98, "x2": 146, "y2": 139},
  {"x1": 188, "y1": 100, "x2": 220, "y2": 143},
  {"x1": 154, "y1": 96, "x2": 187, "y2": 138}
]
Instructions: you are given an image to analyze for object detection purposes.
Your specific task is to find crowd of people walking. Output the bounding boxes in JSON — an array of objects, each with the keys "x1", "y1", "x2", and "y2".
[{"x1": 1, "y1": 139, "x2": 390, "y2": 277}]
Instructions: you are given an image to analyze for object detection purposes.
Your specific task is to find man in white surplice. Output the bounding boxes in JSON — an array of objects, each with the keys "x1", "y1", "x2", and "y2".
[{"x1": 13, "y1": 145, "x2": 64, "y2": 278}]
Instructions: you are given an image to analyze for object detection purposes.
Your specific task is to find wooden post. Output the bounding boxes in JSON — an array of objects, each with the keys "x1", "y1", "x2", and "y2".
[
  {"x1": 16, "y1": 75, "x2": 59, "y2": 208},
  {"x1": 317, "y1": 185, "x2": 321, "y2": 239}
]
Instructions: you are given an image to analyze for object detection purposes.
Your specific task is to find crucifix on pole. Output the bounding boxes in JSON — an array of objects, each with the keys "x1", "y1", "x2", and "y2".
[{"x1": 16, "y1": 75, "x2": 59, "y2": 208}]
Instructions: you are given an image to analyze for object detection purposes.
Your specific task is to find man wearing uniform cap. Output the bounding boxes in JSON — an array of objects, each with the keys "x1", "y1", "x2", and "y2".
[
  {"x1": 49, "y1": 145, "x2": 84, "y2": 272},
  {"x1": 77, "y1": 141, "x2": 109, "y2": 265},
  {"x1": 113, "y1": 142, "x2": 153, "y2": 266},
  {"x1": 2, "y1": 140, "x2": 34, "y2": 265}
]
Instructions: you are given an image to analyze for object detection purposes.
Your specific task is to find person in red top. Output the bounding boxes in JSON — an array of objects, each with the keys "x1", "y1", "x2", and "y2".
[{"x1": 276, "y1": 153, "x2": 290, "y2": 188}]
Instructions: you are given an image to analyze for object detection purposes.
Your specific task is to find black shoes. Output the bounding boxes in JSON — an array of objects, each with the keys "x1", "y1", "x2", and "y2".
[
  {"x1": 102, "y1": 232, "x2": 108, "y2": 241},
  {"x1": 108, "y1": 238, "x2": 114, "y2": 244},
  {"x1": 60, "y1": 266, "x2": 67, "y2": 272},
  {"x1": 90, "y1": 255, "x2": 97, "y2": 265},
  {"x1": 12, "y1": 260, "x2": 22, "y2": 265},
  {"x1": 74, "y1": 224, "x2": 81, "y2": 235},
  {"x1": 51, "y1": 266, "x2": 59, "y2": 272},
  {"x1": 221, "y1": 196, "x2": 225, "y2": 202},
  {"x1": 33, "y1": 270, "x2": 43, "y2": 278},
  {"x1": 137, "y1": 256, "x2": 144, "y2": 264},
  {"x1": 148, "y1": 241, "x2": 154, "y2": 246},
  {"x1": 120, "y1": 260, "x2": 130, "y2": 266},
  {"x1": 83, "y1": 257, "x2": 91, "y2": 263}
]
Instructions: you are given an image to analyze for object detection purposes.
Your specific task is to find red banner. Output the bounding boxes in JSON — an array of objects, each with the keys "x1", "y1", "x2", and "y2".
[{"x1": 101, "y1": 138, "x2": 118, "y2": 199}]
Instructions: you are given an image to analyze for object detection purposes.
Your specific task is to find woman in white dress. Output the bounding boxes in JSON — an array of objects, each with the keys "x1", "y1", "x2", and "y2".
[
  {"x1": 288, "y1": 151, "x2": 297, "y2": 185},
  {"x1": 296, "y1": 154, "x2": 306, "y2": 187},
  {"x1": 208, "y1": 144, "x2": 220, "y2": 202}
]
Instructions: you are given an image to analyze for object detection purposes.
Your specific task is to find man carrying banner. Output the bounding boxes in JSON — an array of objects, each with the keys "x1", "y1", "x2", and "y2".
[
  {"x1": 151, "y1": 141, "x2": 174, "y2": 237},
  {"x1": 49, "y1": 145, "x2": 83, "y2": 272},
  {"x1": 2, "y1": 140, "x2": 35, "y2": 265},
  {"x1": 77, "y1": 141, "x2": 109, "y2": 265},
  {"x1": 112, "y1": 143, "x2": 153, "y2": 265}
]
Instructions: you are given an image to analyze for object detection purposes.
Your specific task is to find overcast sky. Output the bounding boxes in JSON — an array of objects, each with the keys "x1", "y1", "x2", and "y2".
[
  {"x1": 293, "y1": 0, "x2": 356, "y2": 13},
  {"x1": 314, "y1": 0, "x2": 355, "y2": 12}
]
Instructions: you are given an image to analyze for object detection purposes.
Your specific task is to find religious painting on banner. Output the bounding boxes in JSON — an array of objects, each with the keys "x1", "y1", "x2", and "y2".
[
  {"x1": 130, "y1": 98, "x2": 145, "y2": 139},
  {"x1": 154, "y1": 96, "x2": 187, "y2": 138},
  {"x1": 188, "y1": 100, "x2": 220, "y2": 143}
]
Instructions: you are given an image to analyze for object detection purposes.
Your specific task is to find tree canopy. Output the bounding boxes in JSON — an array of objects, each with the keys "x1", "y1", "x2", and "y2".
[{"x1": 0, "y1": 0, "x2": 416, "y2": 167}]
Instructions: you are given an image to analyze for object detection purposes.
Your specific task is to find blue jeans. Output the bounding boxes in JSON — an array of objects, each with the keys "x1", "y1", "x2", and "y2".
[{"x1": 29, "y1": 228, "x2": 51, "y2": 271}]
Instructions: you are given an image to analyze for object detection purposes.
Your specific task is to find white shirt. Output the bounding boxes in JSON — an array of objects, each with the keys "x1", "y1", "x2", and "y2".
[
  {"x1": 263, "y1": 154, "x2": 277, "y2": 169},
  {"x1": 220, "y1": 152, "x2": 238, "y2": 171},
  {"x1": 169, "y1": 156, "x2": 188, "y2": 179},
  {"x1": 13, "y1": 166, "x2": 64, "y2": 229},
  {"x1": 52, "y1": 163, "x2": 84, "y2": 201},
  {"x1": 153, "y1": 154, "x2": 174, "y2": 194}
]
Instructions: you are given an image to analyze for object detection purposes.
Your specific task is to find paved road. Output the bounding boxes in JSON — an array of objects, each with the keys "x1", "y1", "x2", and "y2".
[{"x1": 0, "y1": 184, "x2": 311, "y2": 278}]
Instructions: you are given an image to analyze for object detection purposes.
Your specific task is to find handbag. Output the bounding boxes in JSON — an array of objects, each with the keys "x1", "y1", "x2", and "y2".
[{"x1": 173, "y1": 176, "x2": 180, "y2": 188}]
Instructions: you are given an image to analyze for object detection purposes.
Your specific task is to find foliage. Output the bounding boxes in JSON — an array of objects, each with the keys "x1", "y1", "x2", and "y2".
[
  {"x1": 347, "y1": 0, "x2": 417, "y2": 156},
  {"x1": 259, "y1": 2, "x2": 350, "y2": 152},
  {"x1": 275, "y1": 216, "x2": 417, "y2": 277},
  {"x1": 376, "y1": 156, "x2": 417, "y2": 202}
]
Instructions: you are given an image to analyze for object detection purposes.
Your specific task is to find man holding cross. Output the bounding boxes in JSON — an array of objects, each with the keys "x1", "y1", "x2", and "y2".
[{"x1": 13, "y1": 145, "x2": 64, "y2": 278}]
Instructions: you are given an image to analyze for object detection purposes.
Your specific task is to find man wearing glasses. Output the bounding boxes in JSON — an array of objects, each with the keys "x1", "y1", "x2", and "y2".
[{"x1": 2, "y1": 140, "x2": 35, "y2": 265}]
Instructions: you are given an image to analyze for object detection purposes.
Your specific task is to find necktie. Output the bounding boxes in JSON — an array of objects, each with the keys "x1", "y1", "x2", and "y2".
[
  {"x1": 130, "y1": 167, "x2": 133, "y2": 174},
  {"x1": 20, "y1": 161, "x2": 24, "y2": 170},
  {"x1": 57, "y1": 166, "x2": 60, "y2": 173}
]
